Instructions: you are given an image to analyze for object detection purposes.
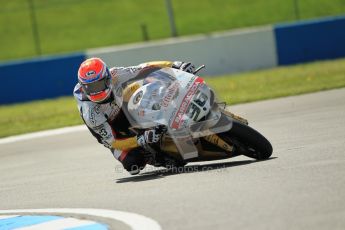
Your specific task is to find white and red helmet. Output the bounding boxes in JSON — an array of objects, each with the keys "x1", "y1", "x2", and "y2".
[{"x1": 78, "y1": 57, "x2": 113, "y2": 103}]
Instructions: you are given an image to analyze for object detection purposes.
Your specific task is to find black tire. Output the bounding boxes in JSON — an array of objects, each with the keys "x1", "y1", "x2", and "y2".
[{"x1": 223, "y1": 120, "x2": 273, "y2": 160}]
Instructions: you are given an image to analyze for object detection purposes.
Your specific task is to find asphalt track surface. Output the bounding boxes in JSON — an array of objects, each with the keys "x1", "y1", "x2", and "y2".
[{"x1": 1, "y1": 88, "x2": 345, "y2": 230}]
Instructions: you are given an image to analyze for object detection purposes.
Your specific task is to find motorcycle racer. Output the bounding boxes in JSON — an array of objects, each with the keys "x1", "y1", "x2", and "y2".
[{"x1": 73, "y1": 57, "x2": 195, "y2": 175}]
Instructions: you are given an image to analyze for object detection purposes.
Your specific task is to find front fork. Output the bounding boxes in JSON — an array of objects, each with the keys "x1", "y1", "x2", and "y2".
[
  {"x1": 201, "y1": 108, "x2": 248, "y2": 155},
  {"x1": 219, "y1": 107, "x2": 248, "y2": 125}
]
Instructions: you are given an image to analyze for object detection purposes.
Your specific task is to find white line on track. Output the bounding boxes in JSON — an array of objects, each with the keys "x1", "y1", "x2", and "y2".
[
  {"x1": 0, "y1": 125, "x2": 87, "y2": 145},
  {"x1": 0, "y1": 208, "x2": 162, "y2": 230}
]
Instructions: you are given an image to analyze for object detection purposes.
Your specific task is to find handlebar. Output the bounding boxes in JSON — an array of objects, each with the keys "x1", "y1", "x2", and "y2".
[{"x1": 193, "y1": 65, "x2": 206, "y2": 74}]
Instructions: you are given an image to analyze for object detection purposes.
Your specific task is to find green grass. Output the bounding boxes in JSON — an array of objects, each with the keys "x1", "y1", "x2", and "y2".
[
  {"x1": 1, "y1": 0, "x2": 344, "y2": 61},
  {"x1": 207, "y1": 58, "x2": 345, "y2": 104},
  {"x1": 1, "y1": 58, "x2": 345, "y2": 138},
  {"x1": 0, "y1": 97, "x2": 82, "y2": 138}
]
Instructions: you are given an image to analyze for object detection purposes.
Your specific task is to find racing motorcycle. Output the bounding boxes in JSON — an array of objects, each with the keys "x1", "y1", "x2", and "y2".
[{"x1": 122, "y1": 66, "x2": 273, "y2": 168}]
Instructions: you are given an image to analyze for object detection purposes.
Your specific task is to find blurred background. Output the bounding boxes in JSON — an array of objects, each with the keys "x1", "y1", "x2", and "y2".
[{"x1": 1, "y1": 0, "x2": 344, "y2": 61}]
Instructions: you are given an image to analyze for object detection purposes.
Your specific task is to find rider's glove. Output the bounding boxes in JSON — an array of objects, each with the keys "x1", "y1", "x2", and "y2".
[
  {"x1": 137, "y1": 128, "x2": 162, "y2": 147},
  {"x1": 172, "y1": 61, "x2": 195, "y2": 74}
]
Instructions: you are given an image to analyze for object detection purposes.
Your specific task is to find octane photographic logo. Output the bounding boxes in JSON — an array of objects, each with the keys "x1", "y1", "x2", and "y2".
[{"x1": 114, "y1": 164, "x2": 228, "y2": 175}]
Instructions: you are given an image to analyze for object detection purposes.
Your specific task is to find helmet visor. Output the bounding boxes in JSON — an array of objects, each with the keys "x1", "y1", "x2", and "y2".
[{"x1": 81, "y1": 71, "x2": 111, "y2": 96}]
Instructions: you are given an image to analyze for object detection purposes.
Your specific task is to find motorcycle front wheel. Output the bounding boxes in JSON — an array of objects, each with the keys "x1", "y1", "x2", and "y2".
[{"x1": 220, "y1": 120, "x2": 273, "y2": 160}]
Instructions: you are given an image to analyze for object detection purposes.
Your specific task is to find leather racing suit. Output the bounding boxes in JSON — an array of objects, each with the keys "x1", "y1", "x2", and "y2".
[{"x1": 73, "y1": 61, "x2": 193, "y2": 174}]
